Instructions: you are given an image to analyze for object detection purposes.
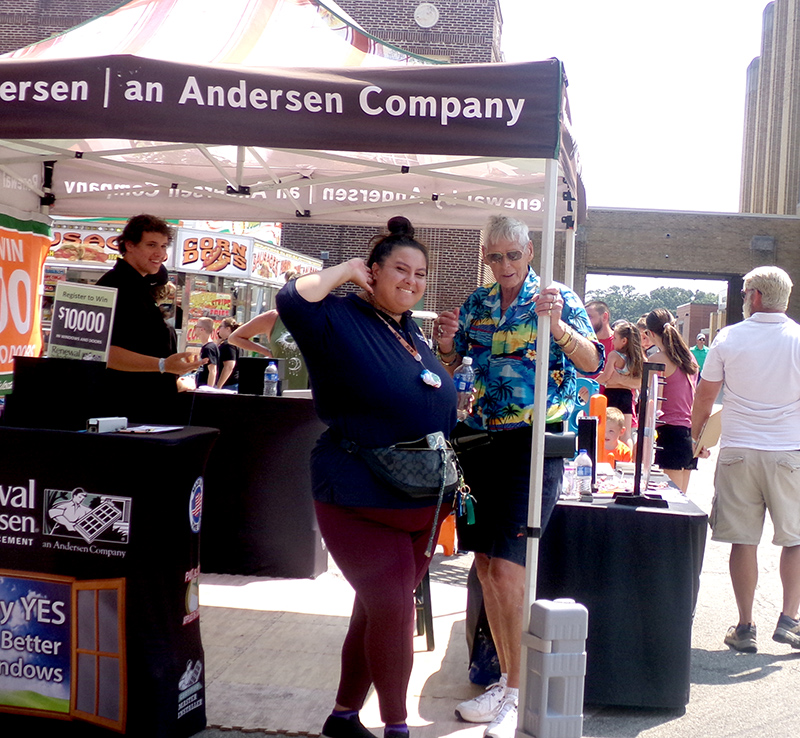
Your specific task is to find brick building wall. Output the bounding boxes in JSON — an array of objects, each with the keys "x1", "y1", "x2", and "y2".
[
  {"x1": 335, "y1": 0, "x2": 502, "y2": 63},
  {"x1": 0, "y1": 0, "x2": 122, "y2": 55},
  {"x1": 282, "y1": 222, "x2": 484, "y2": 313},
  {"x1": 675, "y1": 303, "x2": 718, "y2": 345}
]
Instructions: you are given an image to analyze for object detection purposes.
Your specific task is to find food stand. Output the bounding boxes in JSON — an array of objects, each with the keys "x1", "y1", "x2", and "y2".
[{"x1": 41, "y1": 222, "x2": 323, "y2": 355}]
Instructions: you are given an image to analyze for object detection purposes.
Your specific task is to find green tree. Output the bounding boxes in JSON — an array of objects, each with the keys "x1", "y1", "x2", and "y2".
[{"x1": 586, "y1": 285, "x2": 719, "y2": 323}]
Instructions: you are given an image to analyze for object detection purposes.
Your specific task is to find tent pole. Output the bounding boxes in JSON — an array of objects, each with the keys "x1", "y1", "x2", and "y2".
[
  {"x1": 564, "y1": 225, "x2": 575, "y2": 289},
  {"x1": 517, "y1": 157, "x2": 558, "y2": 734}
]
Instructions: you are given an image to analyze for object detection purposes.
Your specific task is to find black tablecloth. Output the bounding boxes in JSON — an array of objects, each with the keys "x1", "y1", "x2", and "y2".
[
  {"x1": 4, "y1": 358, "x2": 328, "y2": 579},
  {"x1": 179, "y1": 392, "x2": 328, "y2": 578},
  {"x1": 0, "y1": 425, "x2": 218, "y2": 737},
  {"x1": 537, "y1": 496, "x2": 708, "y2": 708}
]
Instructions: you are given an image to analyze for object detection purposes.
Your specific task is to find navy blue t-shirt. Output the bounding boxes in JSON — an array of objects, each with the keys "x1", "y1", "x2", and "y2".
[{"x1": 276, "y1": 281, "x2": 457, "y2": 508}]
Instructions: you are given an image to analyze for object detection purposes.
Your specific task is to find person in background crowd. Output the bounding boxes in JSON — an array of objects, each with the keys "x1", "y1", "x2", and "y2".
[
  {"x1": 690, "y1": 333, "x2": 709, "y2": 370},
  {"x1": 434, "y1": 214, "x2": 603, "y2": 738},
  {"x1": 584, "y1": 300, "x2": 613, "y2": 386},
  {"x1": 644, "y1": 308, "x2": 699, "y2": 493},
  {"x1": 216, "y1": 317, "x2": 240, "y2": 390},
  {"x1": 276, "y1": 216, "x2": 457, "y2": 738},
  {"x1": 637, "y1": 315, "x2": 659, "y2": 357},
  {"x1": 604, "y1": 407, "x2": 632, "y2": 467},
  {"x1": 693, "y1": 266, "x2": 800, "y2": 654},
  {"x1": 229, "y1": 271, "x2": 309, "y2": 390},
  {"x1": 194, "y1": 317, "x2": 219, "y2": 388},
  {"x1": 594, "y1": 320, "x2": 643, "y2": 445},
  {"x1": 97, "y1": 214, "x2": 204, "y2": 422}
]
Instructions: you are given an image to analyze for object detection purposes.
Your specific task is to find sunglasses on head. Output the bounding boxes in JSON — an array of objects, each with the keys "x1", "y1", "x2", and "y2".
[{"x1": 486, "y1": 250, "x2": 525, "y2": 264}]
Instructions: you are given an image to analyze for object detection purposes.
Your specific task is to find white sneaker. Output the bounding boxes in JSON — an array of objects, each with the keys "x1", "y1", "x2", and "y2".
[
  {"x1": 484, "y1": 695, "x2": 518, "y2": 738},
  {"x1": 454, "y1": 676, "x2": 507, "y2": 723}
]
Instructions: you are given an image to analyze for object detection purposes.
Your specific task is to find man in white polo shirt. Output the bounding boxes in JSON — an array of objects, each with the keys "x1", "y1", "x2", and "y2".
[{"x1": 692, "y1": 266, "x2": 800, "y2": 654}]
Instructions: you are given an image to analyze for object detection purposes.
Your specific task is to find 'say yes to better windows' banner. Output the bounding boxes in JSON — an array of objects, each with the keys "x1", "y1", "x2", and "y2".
[{"x1": 0, "y1": 211, "x2": 50, "y2": 393}]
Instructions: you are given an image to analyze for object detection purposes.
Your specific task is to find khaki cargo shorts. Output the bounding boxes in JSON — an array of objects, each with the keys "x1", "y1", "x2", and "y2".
[{"x1": 710, "y1": 447, "x2": 800, "y2": 546}]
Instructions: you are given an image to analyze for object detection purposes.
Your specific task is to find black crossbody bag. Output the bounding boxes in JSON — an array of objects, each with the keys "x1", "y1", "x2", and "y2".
[{"x1": 340, "y1": 433, "x2": 461, "y2": 500}]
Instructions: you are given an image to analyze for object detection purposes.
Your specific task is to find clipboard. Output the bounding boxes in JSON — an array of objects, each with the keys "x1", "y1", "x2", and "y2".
[{"x1": 693, "y1": 404, "x2": 722, "y2": 456}]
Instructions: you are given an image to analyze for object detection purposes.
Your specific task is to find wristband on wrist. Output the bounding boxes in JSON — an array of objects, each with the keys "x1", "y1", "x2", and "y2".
[{"x1": 158, "y1": 357, "x2": 166, "y2": 374}]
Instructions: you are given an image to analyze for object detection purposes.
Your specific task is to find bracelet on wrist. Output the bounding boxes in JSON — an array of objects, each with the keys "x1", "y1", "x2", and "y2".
[
  {"x1": 554, "y1": 326, "x2": 573, "y2": 347},
  {"x1": 560, "y1": 334, "x2": 575, "y2": 352},
  {"x1": 565, "y1": 338, "x2": 580, "y2": 357},
  {"x1": 158, "y1": 357, "x2": 166, "y2": 374},
  {"x1": 440, "y1": 354, "x2": 459, "y2": 367},
  {"x1": 437, "y1": 346, "x2": 456, "y2": 359}
]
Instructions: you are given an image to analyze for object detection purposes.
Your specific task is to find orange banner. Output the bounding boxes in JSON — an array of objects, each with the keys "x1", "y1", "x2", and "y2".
[{"x1": 0, "y1": 211, "x2": 51, "y2": 393}]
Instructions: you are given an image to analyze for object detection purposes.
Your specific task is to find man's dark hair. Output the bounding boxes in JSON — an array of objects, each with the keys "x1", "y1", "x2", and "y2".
[
  {"x1": 585, "y1": 300, "x2": 610, "y2": 317},
  {"x1": 116, "y1": 214, "x2": 174, "y2": 254}
]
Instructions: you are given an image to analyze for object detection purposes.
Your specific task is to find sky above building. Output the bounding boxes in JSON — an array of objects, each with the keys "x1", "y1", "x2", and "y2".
[{"x1": 499, "y1": 0, "x2": 768, "y2": 216}]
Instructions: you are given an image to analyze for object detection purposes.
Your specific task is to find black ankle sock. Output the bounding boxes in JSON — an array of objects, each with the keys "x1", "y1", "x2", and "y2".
[{"x1": 321, "y1": 712, "x2": 377, "y2": 738}]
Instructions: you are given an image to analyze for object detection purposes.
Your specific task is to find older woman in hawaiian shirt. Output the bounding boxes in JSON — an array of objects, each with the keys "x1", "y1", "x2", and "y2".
[{"x1": 434, "y1": 214, "x2": 602, "y2": 738}]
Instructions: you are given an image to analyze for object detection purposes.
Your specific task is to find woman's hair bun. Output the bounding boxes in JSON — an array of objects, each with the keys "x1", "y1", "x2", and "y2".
[{"x1": 387, "y1": 215, "x2": 414, "y2": 238}]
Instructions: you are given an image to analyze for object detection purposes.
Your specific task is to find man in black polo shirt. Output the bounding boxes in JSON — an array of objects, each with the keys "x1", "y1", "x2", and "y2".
[{"x1": 97, "y1": 214, "x2": 204, "y2": 422}]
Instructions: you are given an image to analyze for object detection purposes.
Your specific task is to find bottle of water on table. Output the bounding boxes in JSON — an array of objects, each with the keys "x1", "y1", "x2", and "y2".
[
  {"x1": 575, "y1": 448, "x2": 593, "y2": 497},
  {"x1": 453, "y1": 357, "x2": 475, "y2": 421},
  {"x1": 263, "y1": 361, "x2": 279, "y2": 396}
]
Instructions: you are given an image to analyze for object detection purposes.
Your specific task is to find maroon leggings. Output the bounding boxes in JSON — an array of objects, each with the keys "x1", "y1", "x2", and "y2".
[{"x1": 314, "y1": 501, "x2": 443, "y2": 724}]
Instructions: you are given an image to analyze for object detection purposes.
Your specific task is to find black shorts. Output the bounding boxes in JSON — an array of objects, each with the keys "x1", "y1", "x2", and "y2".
[
  {"x1": 455, "y1": 426, "x2": 562, "y2": 567},
  {"x1": 654, "y1": 424, "x2": 697, "y2": 471},
  {"x1": 603, "y1": 387, "x2": 634, "y2": 415}
]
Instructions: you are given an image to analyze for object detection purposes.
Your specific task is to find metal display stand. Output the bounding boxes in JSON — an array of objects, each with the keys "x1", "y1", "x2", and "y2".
[{"x1": 614, "y1": 362, "x2": 668, "y2": 508}]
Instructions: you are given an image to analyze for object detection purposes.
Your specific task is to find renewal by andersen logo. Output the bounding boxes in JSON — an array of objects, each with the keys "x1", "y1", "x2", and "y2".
[{"x1": 43, "y1": 487, "x2": 131, "y2": 551}]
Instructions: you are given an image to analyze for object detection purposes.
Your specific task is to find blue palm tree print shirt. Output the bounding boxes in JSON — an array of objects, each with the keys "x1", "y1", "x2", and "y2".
[{"x1": 453, "y1": 268, "x2": 603, "y2": 431}]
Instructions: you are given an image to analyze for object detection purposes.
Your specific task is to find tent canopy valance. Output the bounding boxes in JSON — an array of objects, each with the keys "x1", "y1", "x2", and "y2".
[{"x1": 0, "y1": 55, "x2": 581, "y2": 228}]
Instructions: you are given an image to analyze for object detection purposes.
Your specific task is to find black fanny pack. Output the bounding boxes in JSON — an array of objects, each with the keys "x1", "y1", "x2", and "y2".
[{"x1": 341, "y1": 435, "x2": 461, "y2": 500}]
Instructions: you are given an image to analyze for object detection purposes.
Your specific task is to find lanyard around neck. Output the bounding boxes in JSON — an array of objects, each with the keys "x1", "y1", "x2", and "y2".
[
  {"x1": 372, "y1": 310, "x2": 421, "y2": 362},
  {"x1": 372, "y1": 310, "x2": 442, "y2": 388}
]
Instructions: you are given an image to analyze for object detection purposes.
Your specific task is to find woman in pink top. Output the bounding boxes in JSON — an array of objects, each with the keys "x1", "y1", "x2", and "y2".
[{"x1": 645, "y1": 308, "x2": 700, "y2": 493}]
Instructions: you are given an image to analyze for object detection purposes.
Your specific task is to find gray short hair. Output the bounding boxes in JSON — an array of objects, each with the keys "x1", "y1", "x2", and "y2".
[
  {"x1": 482, "y1": 215, "x2": 531, "y2": 252},
  {"x1": 744, "y1": 266, "x2": 793, "y2": 311}
]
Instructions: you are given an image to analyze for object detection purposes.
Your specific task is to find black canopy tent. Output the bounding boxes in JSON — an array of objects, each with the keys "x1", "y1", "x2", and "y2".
[{"x1": 0, "y1": 8, "x2": 585, "y2": 729}]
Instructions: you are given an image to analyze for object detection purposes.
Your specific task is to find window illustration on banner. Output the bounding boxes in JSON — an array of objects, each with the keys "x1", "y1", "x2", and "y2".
[{"x1": 0, "y1": 571, "x2": 126, "y2": 732}]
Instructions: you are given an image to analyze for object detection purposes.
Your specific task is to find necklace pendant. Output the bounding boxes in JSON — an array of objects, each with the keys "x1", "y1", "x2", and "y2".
[{"x1": 421, "y1": 369, "x2": 442, "y2": 388}]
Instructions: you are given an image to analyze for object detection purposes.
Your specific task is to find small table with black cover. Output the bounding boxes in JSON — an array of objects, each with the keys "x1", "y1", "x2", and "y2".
[
  {"x1": 178, "y1": 391, "x2": 328, "y2": 578},
  {"x1": 0, "y1": 425, "x2": 218, "y2": 737},
  {"x1": 537, "y1": 495, "x2": 708, "y2": 709}
]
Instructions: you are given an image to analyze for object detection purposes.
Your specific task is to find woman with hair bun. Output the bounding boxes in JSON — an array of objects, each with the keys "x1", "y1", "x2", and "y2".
[
  {"x1": 645, "y1": 307, "x2": 700, "y2": 493},
  {"x1": 276, "y1": 216, "x2": 457, "y2": 738}
]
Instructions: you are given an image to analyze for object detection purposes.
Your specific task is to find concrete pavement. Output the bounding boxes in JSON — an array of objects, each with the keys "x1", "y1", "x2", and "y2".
[{"x1": 197, "y1": 446, "x2": 800, "y2": 737}]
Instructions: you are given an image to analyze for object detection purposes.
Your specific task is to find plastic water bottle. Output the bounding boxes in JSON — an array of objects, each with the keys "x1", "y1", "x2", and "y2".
[
  {"x1": 263, "y1": 362, "x2": 279, "y2": 397},
  {"x1": 575, "y1": 449, "x2": 593, "y2": 496},
  {"x1": 453, "y1": 357, "x2": 475, "y2": 421}
]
